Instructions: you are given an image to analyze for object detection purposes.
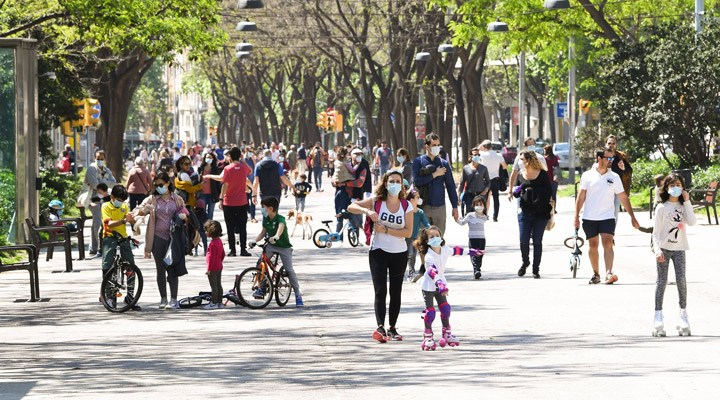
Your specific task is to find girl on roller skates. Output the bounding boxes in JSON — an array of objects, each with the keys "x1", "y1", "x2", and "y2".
[
  {"x1": 651, "y1": 173, "x2": 696, "y2": 337},
  {"x1": 415, "y1": 226, "x2": 483, "y2": 350}
]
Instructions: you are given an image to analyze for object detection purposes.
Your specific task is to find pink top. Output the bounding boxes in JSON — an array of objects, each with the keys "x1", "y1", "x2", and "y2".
[
  {"x1": 201, "y1": 168, "x2": 212, "y2": 194},
  {"x1": 206, "y1": 237, "x2": 225, "y2": 272}
]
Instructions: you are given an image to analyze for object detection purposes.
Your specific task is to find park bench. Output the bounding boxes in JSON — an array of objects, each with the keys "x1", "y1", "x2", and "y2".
[
  {"x1": 690, "y1": 181, "x2": 718, "y2": 225},
  {"x1": 24, "y1": 217, "x2": 75, "y2": 272},
  {"x1": 0, "y1": 244, "x2": 40, "y2": 301}
]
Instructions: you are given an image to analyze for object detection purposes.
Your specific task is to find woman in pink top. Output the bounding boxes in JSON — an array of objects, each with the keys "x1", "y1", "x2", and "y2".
[{"x1": 125, "y1": 157, "x2": 152, "y2": 210}]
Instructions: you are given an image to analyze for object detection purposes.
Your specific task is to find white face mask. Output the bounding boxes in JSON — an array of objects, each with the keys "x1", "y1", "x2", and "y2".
[
  {"x1": 387, "y1": 183, "x2": 402, "y2": 197},
  {"x1": 475, "y1": 206, "x2": 485, "y2": 213},
  {"x1": 430, "y1": 146, "x2": 441, "y2": 156},
  {"x1": 205, "y1": 157, "x2": 213, "y2": 164},
  {"x1": 355, "y1": 155, "x2": 363, "y2": 162},
  {"x1": 396, "y1": 156, "x2": 405, "y2": 164},
  {"x1": 96, "y1": 159, "x2": 105, "y2": 167}
]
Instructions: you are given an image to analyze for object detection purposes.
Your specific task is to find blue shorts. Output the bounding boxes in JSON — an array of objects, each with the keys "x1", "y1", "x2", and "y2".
[{"x1": 582, "y1": 218, "x2": 616, "y2": 239}]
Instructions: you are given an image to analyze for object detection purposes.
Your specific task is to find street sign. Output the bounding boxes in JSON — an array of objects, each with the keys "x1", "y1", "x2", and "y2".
[
  {"x1": 92, "y1": 102, "x2": 101, "y2": 119},
  {"x1": 557, "y1": 102, "x2": 568, "y2": 118}
]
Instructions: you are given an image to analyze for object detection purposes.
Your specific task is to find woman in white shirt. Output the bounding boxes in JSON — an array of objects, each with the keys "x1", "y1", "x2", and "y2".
[{"x1": 348, "y1": 170, "x2": 414, "y2": 343}]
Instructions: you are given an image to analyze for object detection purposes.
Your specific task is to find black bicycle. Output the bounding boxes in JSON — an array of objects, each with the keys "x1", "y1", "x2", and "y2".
[
  {"x1": 564, "y1": 228, "x2": 585, "y2": 279},
  {"x1": 100, "y1": 233, "x2": 144, "y2": 312},
  {"x1": 179, "y1": 288, "x2": 246, "y2": 308}
]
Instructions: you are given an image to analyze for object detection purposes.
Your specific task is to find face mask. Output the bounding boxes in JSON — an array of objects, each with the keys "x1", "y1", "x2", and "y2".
[
  {"x1": 430, "y1": 146, "x2": 441, "y2": 156},
  {"x1": 156, "y1": 185, "x2": 168, "y2": 195},
  {"x1": 387, "y1": 183, "x2": 402, "y2": 197},
  {"x1": 278, "y1": 157, "x2": 285, "y2": 162},
  {"x1": 355, "y1": 155, "x2": 363, "y2": 163},
  {"x1": 112, "y1": 200, "x2": 122, "y2": 208},
  {"x1": 472, "y1": 155, "x2": 482, "y2": 164},
  {"x1": 396, "y1": 156, "x2": 405, "y2": 164},
  {"x1": 668, "y1": 187, "x2": 683, "y2": 197},
  {"x1": 96, "y1": 160, "x2": 105, "y2": 167},
  {"x1": 57, "y1": 209, "x2": 63, "y2": 216},
  {"x1": 475, "y1": 206, "x2": 485, "y2": 213},
  {"x1": 261, "y1": 207, "x2": 268, "y2": 218},
  {"x1": 205, "y1": 157, "x2": 213, "y2": 164},
  {"x1": 428, "y1": 236, "x2": 443, "y2": 248}
]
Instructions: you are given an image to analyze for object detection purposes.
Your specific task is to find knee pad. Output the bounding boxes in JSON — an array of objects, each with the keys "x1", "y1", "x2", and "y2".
[
  {"x1": 422, "y1": 307, "x2": 436, "y2": 324},
  {"x1": 439, "y1": 302, "x2": 451, "y2": 320}
]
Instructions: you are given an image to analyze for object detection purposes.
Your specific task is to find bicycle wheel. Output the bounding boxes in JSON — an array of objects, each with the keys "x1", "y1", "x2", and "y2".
[
  {"x1": 312, "y1": 229, "x2": 330, "y2": 248},
  {"x1": 347, "y1": 228, "x2": 359, "y2": 247},
  {"x1": 571, "y1": 256, "x2": 579, "y2": 279},
  {"x1": 100, "y1": 262, "x2": 143, "y2": 313},
  {"x1": 179, "y1": 295, "x2": 207, "y2": 309},
  {"x1": 235, "y1": 266, "x2": 273, "y2": 309},
  {"x1": 275, "y1": 265, "x2": 292, "y2": 307}
]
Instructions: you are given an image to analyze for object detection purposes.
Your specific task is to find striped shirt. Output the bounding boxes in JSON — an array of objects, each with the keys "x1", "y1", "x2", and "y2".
[{"x1": 457, "y1": 212, "x2": 488, "y2": 239}]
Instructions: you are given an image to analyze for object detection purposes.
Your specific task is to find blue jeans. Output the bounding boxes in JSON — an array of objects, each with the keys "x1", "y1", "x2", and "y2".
[
  {"x1": 335, "y1": 188, "x2": 351, "y2": 232},
  {"x1": 246, "y1": 193, "x2": 256, "y2": 220},
  {"x1": 517, "y1": 211, "x2": 548, "y2": 273},
  {"x1": 313, "y1": 167, "x2": 323, "y2": 190},
  {"x1": 199, "y1": 193, "x2": 216, "y2": 221}
]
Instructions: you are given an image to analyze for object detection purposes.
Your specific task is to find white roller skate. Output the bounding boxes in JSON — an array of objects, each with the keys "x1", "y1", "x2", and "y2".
[
  {"x1": 421, "y1": 329, "x2": 436, "y2": 351},
  {"x1": 652, "y1": 310, "x2": 666, "y2": 337},
  {"x1": 439, "y1": 326, "x2": 460, "y2": 348},
  {"x1": 676, "y1": 309, "x2": 691, "y2": 336}
]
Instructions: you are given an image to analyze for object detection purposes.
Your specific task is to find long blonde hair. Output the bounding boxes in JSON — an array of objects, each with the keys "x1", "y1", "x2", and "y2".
[{"x1": 520, "y1": 150, "x2": 546, "y2": 171}]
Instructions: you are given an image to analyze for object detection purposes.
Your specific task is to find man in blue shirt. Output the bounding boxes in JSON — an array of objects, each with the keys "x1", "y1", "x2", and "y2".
[
  {"x1": 253, "y1": 149, "x2": 293, "y2": 206},
  {"x1": 412, "y1": 133, "x2": 459, "y2": 234}
]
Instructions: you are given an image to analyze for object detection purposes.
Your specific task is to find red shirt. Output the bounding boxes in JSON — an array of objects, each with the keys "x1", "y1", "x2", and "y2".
[
  {"x1": 206, "y1": 237, "x2": 225, "y2": 272},
  {"x1": 222, "y1": 161, "x2": 251, "y2": 206},
  {"x1": 545, "y1": 155, "x2": 559, "y2": 182}
]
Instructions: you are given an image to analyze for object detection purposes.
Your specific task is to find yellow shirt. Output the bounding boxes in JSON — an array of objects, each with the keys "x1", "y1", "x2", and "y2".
[{"x1": 101, "y1": 201, "x2": 129, "y2": 238}]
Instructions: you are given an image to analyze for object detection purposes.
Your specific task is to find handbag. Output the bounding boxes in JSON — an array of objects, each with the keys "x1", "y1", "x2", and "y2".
[
  {"x1": 76, "y1": 186, "x2": 91, "y2": 208},
  {"x1": 163, "y1": 240, "x2": 174, "y2": 266},
  {"x1": 546, "y1": 199, "x2": 556, "y2": 231},
  {"x1": 498, "y1": 166, "x2": 509, "y2": 192}
]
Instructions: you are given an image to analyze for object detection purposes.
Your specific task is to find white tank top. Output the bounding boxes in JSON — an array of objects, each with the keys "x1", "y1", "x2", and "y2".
[{"x1": 370, "y1": 197, "x2": 414, "y2": 253}]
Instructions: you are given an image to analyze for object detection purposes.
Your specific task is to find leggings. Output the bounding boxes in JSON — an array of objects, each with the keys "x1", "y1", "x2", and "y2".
[
  {"x1": 422, "y1": 290, "x2": 450, "y2": 329},
  {"x1": 469, "y1": 238, "x2": 486, "y2": 272},
  {"x1": 655, "y1": 249, "x2": 687, "y2": 310},
  {"x1": 369, "y1": 248, "x2": 407, "y2": 327},
  {"x1": 151, "y1": 236, "x2": 179, "y2": 300}
]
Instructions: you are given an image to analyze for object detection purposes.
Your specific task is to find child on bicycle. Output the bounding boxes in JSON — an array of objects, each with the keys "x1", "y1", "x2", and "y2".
[
  {"x1": 457, "y1": 195, "x2": 489, "y2": 280},
  {"x1": 101, "y1": 184, "x2": 140, "y2": 311},
  {"x1": 249, "y1": 196, "x2": 304, "y2": 307},
  {"x1": 204, "y1": 220, "x2": 225, "y2": 309},
  {"x1": 414, "y1": 226, "x2": 483, "y2": 350}
]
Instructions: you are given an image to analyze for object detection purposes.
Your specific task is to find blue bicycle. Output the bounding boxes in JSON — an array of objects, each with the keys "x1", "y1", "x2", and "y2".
[{"x1": 312, "y1": 211, "x2": 360, "y2": 248}]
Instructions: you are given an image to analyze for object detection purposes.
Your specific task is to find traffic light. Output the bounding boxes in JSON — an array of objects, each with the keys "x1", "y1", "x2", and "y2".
[
  {"x1": 334, "y1": 112, "x2": 343, "y2": 133},
  {"x1": 85, "y1": 98, "x2": 101, "y2": 126},
  {"x1": 316, "y1": 111, "x2": 328, "y2": 130},
  {"x1": 72, "y1": 98, "x2": 86, "y2": 127},
  {"x1": 579, "y1": 99, "x2": 591, "y2": 114},
  {"x1": 60, "y1": 119, "x2": 74, "y2": 136},
  {"x1": 327, "y1": 109, "x2": 336, "y2": 132}
]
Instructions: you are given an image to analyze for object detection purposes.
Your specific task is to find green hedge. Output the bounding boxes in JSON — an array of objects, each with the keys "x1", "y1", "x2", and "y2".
[
  {"x1": 631, "y1": 156, "x2": 720, "y2": 192},
  {"x1": 0, "y1": 168, "x2": 15, "y2": 245}
]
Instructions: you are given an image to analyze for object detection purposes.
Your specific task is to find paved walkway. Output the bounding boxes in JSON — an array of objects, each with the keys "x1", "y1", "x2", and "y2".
[{"x1": 1, "y1": 178, "x2": 719, "y2": 399}]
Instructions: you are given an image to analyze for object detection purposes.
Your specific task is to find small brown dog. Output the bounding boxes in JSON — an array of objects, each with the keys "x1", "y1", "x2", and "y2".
[{"x1": 288, "y1": 209, "x2": 313, "y2": 240}]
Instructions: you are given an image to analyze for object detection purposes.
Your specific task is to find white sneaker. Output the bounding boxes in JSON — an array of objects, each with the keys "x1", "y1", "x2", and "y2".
[
  {"x1": 203, "y1": 303, "x2": 218, "y2": 309},
  {"x1": 165, "y1": 299, "x2": 180, "y2": 310},
  {"x1": 159, "y1": 298, "x2": 168, "y2": 309},
  {"x1": 216, "y1": 302, "x2": 225, "y2": 309}
]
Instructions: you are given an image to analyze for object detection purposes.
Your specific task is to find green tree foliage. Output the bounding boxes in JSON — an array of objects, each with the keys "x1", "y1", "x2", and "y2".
[
  {"x1": 126, "y1": 62, "x2": 171, "y2": 137},
  {"x1": 597, "y1": 19, "x2": 720, "y2": 169}
]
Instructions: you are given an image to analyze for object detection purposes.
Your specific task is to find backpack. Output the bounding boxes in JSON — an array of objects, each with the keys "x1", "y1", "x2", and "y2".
[
  {"x1": 363, "y1": 199, "x2": 410, "y2": 245},
  {"x1": 498, "y1": 166, "x2": 509, "y2": 192}
]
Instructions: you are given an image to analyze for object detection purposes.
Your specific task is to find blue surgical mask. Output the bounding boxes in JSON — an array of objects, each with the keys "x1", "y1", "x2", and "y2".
[
  {"x1": 387, "y1": 183, "x2": 402, "y2": 197},
  {"x1": 261, "y1": 207, "x2": 268, "y2": 218},
  {"x1": 205, "y1": 157, "x2": 213, "y2": 164},
  {"x1": 396, "y1": 156, "x2": 405, "y2": 164},
  {"x1": 428, "y1": 236, "x2": 443, "y2": 248},
  {"x1": 112, "y1": 200, "x2": 122, "y2": 208},
  {"x1": 96, "y1": 160, "x2": 105, "y2": 168},
  {"x1": 156, "y1": 185, "x2": 168, "y2": 195},
  {"x1": 668, "y1": 187, "x2": 682, "y2": 197},
  {"x1": 472, "y1": 155, "x2": 482, "y2": 164},
  {"x1": 57, "y1": 209, "x2": 63, "y2": 216}
]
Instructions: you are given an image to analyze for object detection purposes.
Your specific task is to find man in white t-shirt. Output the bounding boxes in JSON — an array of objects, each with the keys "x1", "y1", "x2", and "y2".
[
  {"x1": 574, "y1": 148, "x2": 639, "y2": 285},
  {"x1": 479, "y1": 140, "x2": 507, "y2": 222},
  {"x1": 507, "y1": 137, "x2": 547, "y2": 201}
]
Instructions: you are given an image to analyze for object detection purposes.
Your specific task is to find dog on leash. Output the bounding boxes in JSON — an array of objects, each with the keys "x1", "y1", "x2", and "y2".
[{"x1": 288, "y1": 209, "x2": 313, "y2": 240}]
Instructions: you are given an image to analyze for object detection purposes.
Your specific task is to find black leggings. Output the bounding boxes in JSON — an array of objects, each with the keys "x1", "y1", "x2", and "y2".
[
  {"x1": 469, "y1": 238, "x2": 486, "y2": 271},
  {"x1": 369, "y1": 248, "x2": 407, "y2": 327}
]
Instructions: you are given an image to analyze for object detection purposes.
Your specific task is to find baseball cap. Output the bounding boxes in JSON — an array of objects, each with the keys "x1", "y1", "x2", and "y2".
[
  {"x1": 480, "y1": 139, "x2": 492, "y2": 147},
  {"x1": 351, "y1": 148, "x2": 363, "y2": 155}
]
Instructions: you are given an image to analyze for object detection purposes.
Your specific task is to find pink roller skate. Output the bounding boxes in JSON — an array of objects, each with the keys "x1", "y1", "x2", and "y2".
[
  {"x1": 421, "y1": 329, "x2": 436, "y2": 351},
  {"x1": 439, "y1": 326, "x2": 459, "y2": 348}
]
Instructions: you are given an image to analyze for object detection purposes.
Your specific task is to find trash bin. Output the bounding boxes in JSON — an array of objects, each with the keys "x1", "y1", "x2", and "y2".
[{"x1": 672, "y1": 169, "x2": 692, "y2": 189}]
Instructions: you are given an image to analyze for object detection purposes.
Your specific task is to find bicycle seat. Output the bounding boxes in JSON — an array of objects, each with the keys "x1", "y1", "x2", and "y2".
[{"x1": 321, "y1": 219, "x2": 334, "y2": 225}]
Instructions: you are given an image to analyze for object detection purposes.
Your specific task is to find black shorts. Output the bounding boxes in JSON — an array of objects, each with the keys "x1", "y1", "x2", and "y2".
[{"x1": 582, "y1": 218, "x2": 616, "y2": 239}]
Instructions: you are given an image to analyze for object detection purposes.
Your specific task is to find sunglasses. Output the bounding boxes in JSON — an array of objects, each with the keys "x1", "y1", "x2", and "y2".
[{"x1": 603, "y1": 156, "x2": 615, "y2": 161}]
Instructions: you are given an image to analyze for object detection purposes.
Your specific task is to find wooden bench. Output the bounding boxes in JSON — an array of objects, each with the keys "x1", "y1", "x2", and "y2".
[
  {"x1": 691, "y1": 181, "x2": 718, "y2": 225},
  {"x1": 0, "y1": 244, "x2": 40, "y2": 301},
  {"x1": 24, "y1": 217, "x2": 74, "y2": 272}
]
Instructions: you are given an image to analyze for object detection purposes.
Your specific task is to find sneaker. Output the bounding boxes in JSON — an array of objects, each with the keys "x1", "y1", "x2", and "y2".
[
  {"x1": 387, "y1": 326, "x2": 403, "y2": 341},
  {"x1": 295, "y1": 296, "x2": 304, "y2": 307},
  {"x1": 589, "y1": 274, "x2": 601, "y2": 284},
  {"x1": 533, "y1": 273, "x2": 541, "y2": 279},
  {"x1": 165, "y1": 299, "x2": 180, "y2": 309},
  {"x1": 253, "y1": 287, "x2": 266, "y2": 299},
  {"x1": 89, "y1": 250, "x2": 97, "y2": 256},
  {"x1": 216, "y1": 302, "x2": 226, "y2": 309},
  {"x1": 474, "y1": 270, "x2": 482, "y2": 280},
  {"x1": 518, "y1": 264, "x2": 528, "y2": 277},
  {"x1": 240, "y1": 250, "x2": 252, "y2": 257},
  {"x1": 406, "y1": 270, "x2": 416, "y2": 282},
  {"x1": 227, "y1": 252, "x2": 237, "y2": 257},
  {"x1": 158, "y1": 298, "x2": 168, "y2": 309},
  {"x1": 372, "y1": 326, "x2": 387, "y2": 343},
  {"x1": 203, "y1": 303, "x2": 218, "y2": 309},
  {"x1": 605, "y1": 272, "x2": 618, "y2": 284}
]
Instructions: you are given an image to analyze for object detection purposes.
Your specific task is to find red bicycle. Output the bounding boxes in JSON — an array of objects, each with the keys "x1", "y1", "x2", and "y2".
[{"x1": 234, "y1": 240, "x2": 292, "y2": 309}]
